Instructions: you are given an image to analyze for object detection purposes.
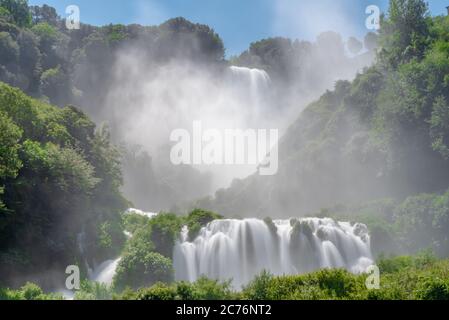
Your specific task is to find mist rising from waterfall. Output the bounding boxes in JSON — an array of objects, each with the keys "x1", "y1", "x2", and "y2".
[{"x1": 97, "y1": 28, "x2": 374, "y2": 212}]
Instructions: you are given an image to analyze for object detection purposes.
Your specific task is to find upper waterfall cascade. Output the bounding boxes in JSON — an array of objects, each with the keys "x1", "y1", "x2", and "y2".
[{"x1": 228, "y1": 66, "x2": 271, "y2": 122}]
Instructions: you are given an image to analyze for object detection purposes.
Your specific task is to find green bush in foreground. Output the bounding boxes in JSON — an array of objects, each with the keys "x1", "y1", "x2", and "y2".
[
  {"x1": 0, "y1": 282, "x2": 63, "y2": 300},
  {"x1": 3, "y1": 254, "x2": 448, "y2": 301},
  {"x1": 109, "y1": 255, "x2": 449, "y2": 301}
]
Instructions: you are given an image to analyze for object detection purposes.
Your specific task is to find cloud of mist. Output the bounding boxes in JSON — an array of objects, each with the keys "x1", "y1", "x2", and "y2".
[
  {"x1": 105, "y1": 52, "x2": 280, "y2": 190},
  {"x1": 93, "y1": 9, "x2": 376, "y2": 211}
]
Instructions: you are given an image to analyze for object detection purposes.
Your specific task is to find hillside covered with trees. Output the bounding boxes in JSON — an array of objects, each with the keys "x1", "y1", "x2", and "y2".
[
  {"x1": 199, "y1": 0, "x2": 449, "y2": 258},
  {"x1": 0, "y1": 0, "x2": 449, "y2": 300}
]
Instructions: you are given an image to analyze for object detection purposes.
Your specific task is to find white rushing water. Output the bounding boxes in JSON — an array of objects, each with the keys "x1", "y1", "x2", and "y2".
[
  {"x1": 173, "y1": 218, "x2": 373, "y2": 288},
  {"x1": 125, "y1": 208, "x2": 158, "y2": 219},
  {"x1": 90, "y1": 258, "x2": 122, "y2": 285},
  {"x1": 77, "y1": 213, "x2": 373, "y2": 291},
  {"x1": 228, "y1": 66, "x2": 271, "y2": 124}
]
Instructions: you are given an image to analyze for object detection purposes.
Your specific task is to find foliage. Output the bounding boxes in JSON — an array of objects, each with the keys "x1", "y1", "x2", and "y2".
[
  {"x1": 113, "y1": 249, "x2": 173, "y2": 291},
  {"x1": 318, "y1": 188, "x2": 449, "y2": 258},
  {"x1": 114, "y1": 209, "x2": 222, "y2": 291},
  {"x1": 0, "y1": 82, "x2": 127, "y2": 288},
  {"x1": 116, "y1": 277, "x2": 234, "y2": 300},
  {"x1": 114, "y1": 256, "x2": 449, "y2": 301},
  {"x1": 0, "y1": 0, "x2": 31, "y2": 27},
  {"x1": 208, "y1": 2, "x2": 449, "y2": 228},
  {"x1": 185, "y1": 209, "x2": 222, "y2": 241},
  {"x1": 0, "y1": 282, "x2": 63, "y2": 300},
  {"x1": 74, "y1": 280, "x2": 113, "y2": 300},
  {"x1": 379, "y1": 0, "x2": 430, "y2": 67},
  {"x1": 2, "y1": 256, "x2": 449, "y2": 300}
]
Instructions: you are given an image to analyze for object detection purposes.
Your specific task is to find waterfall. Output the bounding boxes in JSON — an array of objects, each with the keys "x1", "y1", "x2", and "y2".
[
  {"x1": 228, "y1": 66, "x2": 271, "y2": 123},
  {"x1": 126, "y1": 208, "x2": 158, "y2": 219},
  {"x1": 76, "y1": 212, "x2": 373, "y2": 291},
  {"x1": 173, "y1": 218, "x2": 373, "y2": 289},
  {"x1": 90, "y1": 258, "x2": 122, "y2": 285}
]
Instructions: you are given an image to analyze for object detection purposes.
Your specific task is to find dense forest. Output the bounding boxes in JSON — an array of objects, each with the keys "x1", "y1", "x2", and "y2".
[{"x1": 1, "y1": 0, "x2": 449, "y2": 300}]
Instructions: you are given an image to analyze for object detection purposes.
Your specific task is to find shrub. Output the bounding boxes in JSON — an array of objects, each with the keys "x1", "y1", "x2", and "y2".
[
  {"x1": 242, "y1": 270, "x2": 273, "y2": 300},
  {"x1": 21, "y1": 282, "x2": 43, "y2": 300},
  {"x1": 185, "y1": 209, "x2": 222, "y2": 241},
  {"x1": 74, "y1": 280, "x2": 113, "y2": 300},
  {"x1": 188, "y1": 277, "x2": 233, "y2": 300},
  {"x1": 135, "y1": 282, "x2": 177, "y2": 301},
  {"x1": 148, "y1": 213, "x2": 183, "y2": 257},
  {"x1": 113, "y1": 247, "x2": 173, "y2": 291},
  {"x1": 416, "y1": 278, "x2": 449, "y2": 300}
]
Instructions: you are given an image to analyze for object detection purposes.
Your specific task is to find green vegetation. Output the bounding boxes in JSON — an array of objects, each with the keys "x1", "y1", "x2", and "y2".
[
  {"x1": 0, "y1": 1, "x2": 225, "y2": 108},
  {"x1": 114, "y1": 209, "x2": 221, "y2": 290},
  {"x1": 0, "y1": 282, "x2": 63, "y2": 300},
  {"x1": 313, "y1": 189, "x2": 449, "y2": 258},
  {"x1": 114, "y1": 249, "x2": 173, "y2": 291},
  {"x1": 116, "y1": 253, "x2": 449, "y2": 300},
  {"x1": 203, "y1": 0, "x2": 449, "y2": 233},
  {"x1": 185, "y1": 209, "x2": 222, "y2": 241},
  {"x1": 1, "y1": 0, "x2": 449, "y2": 300},
  {"x1": 1, "y1": 255, "x2": 447, "y2": 300},
  {"x1": 118, "y1": 277, "x2": 235, "y2": 300},
  {"x1": 0, "y1": 82, "x2": 127, "y2": 288}
]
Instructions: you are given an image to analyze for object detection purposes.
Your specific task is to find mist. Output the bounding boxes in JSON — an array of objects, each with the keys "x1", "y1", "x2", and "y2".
[{"x1": 88, "y1": 28, "x2": 376, "y2": 212}]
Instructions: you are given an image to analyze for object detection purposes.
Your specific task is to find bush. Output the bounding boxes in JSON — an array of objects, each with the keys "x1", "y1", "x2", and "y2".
[
  {"x1": 148, "y1": 213, "x2": 183, "y2": 257},
  {"x1": 185, "y1": 209, "x2": 222, "y2": 241},
  {"x1": 187, "y1": 277, "x2": 233, "y2": 300},
  {"x1": 0, "y1": 282, "x2": 62, "y2": 300},
  {"x1": 416, "y1": 278, "x2": 449, "y2": 300},
  {"x1": 242, "y1": 270, "x2": 273, "y2": 300},
  {"x1": 74, "y1": 280, "x2": 113, "y2": 300},
  {"x1": 113, "y1": 247, "x2": 173, "y2": 291},
  {"x1": 21, "y1": 282, "x2": 43, "y2": 300},
  {"x1": 134, "y1": 282, "x2": 177, "y2": 301},
  {"x1": 312, "y1": 269, "x2": 357, "y2": 298}
]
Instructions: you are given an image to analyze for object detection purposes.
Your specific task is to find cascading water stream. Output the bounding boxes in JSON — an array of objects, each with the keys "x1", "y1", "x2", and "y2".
[
  {"x1": 90, "y1": 258, "x2": 122, "y2": 285},
  {"x1": 173, "y1": 218, "x2": 373, "y2": 289},
  {"x1": 76, "y1": 212, "x2": 373, "y2": 291},
  {"x1": 228, "y1": 66, "x2": 271, "y2": 124}
]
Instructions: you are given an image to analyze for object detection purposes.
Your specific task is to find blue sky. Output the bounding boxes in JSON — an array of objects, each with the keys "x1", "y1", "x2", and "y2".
[{"x1": 28, "y1": 0, "x2": 448, "y2": 56}]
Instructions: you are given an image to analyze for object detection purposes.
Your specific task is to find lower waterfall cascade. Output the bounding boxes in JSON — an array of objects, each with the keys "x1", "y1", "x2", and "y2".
[
  {"x1": 87, "y1": 215, "x2": 373, "y2": 290},
  {"x1": 173, "y1": 218, "x2": 373, "y2": 288}
]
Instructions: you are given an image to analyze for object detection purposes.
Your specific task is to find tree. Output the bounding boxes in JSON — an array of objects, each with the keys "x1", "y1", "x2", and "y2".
[
  {"x1": 0, "y1": 0, "x2": 31, "y2": 27},
  {"x1": 158, "y1": 17, "x2": 225, "y2": 62},
  {"x1": 30, "y1": 4, "x2": 58, "y2": 26},
  {"x1": 0, "y1": 31, "x2": 19, "y2": 67},
  {"x1": 380, "y1": 0, "x2": 430, "y2": 68},
  {"x1": 430, "y1": 97, "x2": 449, "y2": 159},
  {"x1": 40, "y1": 66, "x2": 71, "y2": 106},
  {"x1": 0, "y1": 111, "x2": 22, "y2": 180},
  {"x1": 0, "y1": 6, "x2": 12, "y2": 22},
  {"x1": 114, "y1": 248, "x2": 174, "y2": 291},
  {"x1": 0, "y1": 111, "x2": 22, "y2": 213}
]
